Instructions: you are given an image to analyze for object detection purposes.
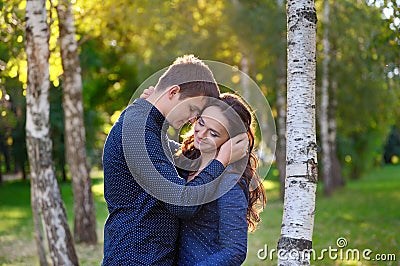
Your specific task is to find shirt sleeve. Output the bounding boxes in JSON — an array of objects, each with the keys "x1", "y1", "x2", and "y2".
[
  {"x1": 122, "y1": 110, "x2": 226, "y2": 219},
  {"x1": 195, "y1": 180, "x2": 249, "y2": 266}
]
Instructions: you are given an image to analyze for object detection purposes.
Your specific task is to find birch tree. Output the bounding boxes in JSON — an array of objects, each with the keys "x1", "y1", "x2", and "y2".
[
  {"x1": 277, "y1": 0, "x2": 318, "y2": 265},
  {"x1": 320, "y1": 0, "x2": 344, "y2": 194},
  {"x1": 328, "y1": 80, "x2": 344, "y2": 189},
  {"x1": 320, "y1": 0, "x2": 332, "y2": 195},
  {"x1": 55, "y1": 0, "x2": 97, "y2": 244},
  {"x1": 25, "y1": 0, "x2": 79, "y2": 265}
]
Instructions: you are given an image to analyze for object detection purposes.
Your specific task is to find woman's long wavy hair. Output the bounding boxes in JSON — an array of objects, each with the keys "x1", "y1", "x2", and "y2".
[{"x1": 178, "y1": 93, "x2": 266, "y2": 232}]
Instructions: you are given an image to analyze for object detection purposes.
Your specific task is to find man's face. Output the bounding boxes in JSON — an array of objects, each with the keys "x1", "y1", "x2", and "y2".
[{"x1": 166, "y1": 95, "x2": 206, "y2": 129}]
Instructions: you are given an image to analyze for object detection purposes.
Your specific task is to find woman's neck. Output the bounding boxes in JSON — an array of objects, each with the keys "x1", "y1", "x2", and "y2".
[{"x1": 187, "y1": 152, "x2": 216, "y2": 182}]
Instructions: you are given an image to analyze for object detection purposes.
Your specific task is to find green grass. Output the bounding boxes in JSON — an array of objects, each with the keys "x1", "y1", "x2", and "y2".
[
  {"x1": 0, "y1": 165, "x2": 399, "y2": 265},
  {"x1": 244, "y1": 164, "x2": 400, "y2": 266},
  {"x1": 0, "y1": 170, "x2": 108, "y2": 266}
]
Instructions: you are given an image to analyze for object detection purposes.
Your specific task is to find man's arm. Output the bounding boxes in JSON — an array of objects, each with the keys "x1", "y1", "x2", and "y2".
[
  {"x1": 145, "y1": 126, "x2": 227, "y2": 218},
  {"x1": 122, "y1": 107, "x2": 226, "y2": 218}
]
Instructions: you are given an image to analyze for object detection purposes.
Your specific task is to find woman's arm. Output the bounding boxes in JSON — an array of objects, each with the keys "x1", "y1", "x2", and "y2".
[{"x1": 196, "y1": 179, "x2": 249, "y2": 266}]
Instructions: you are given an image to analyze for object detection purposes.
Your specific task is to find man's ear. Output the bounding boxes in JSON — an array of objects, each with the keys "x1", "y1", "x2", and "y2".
[{"x1": 168, "y1": 85, "x2": 181, "y2": 99}]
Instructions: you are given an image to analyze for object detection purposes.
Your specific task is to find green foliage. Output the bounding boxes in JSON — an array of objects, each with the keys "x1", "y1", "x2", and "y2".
[
  {"x1": 315, "y1": 0, "x2": 399, "y2": 179},
  {"x1": 0, "y1": 0, "x2": 399, "y2": 178},
  {"x1": 337, "y1": 129, "x2": 385, "y2": 178},
  {"x1": 383, "y1": 126, "x2": 400, "y2": 164}
]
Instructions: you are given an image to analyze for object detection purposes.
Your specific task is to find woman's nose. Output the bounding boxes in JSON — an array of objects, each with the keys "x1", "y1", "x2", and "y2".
[{"x1": 197, "y1": 128, "x2": 206, "y2": 138}]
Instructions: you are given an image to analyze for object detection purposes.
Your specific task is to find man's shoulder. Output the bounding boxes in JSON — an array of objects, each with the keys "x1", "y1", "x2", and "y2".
[
  {"x1": 105, "y1": 100, "x2": 148, "y2": 140},
  {"x1": 123, "y1": 99, "x2": 154, "y2": 122}
]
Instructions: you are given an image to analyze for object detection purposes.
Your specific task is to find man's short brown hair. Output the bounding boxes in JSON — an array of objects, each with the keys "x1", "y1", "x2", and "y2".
[{"x1": 155, "y1": 55, "x2": 220, "y2": 99}]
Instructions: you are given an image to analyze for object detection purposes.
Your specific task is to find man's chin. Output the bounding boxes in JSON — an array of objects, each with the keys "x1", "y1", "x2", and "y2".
[{"x1": 171, "y1": 121, "x2": 183, "y2": 129}]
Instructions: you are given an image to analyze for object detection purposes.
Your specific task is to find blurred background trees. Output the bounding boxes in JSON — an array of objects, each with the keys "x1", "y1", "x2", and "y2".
[{"x1": 0, "y1": 0, "x2": 399, "y2": 192}]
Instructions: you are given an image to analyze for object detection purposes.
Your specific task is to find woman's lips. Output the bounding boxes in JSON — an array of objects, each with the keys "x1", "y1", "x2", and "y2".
[{"x1": 195, "y1": 136, "x2": 202, "y2": 145}]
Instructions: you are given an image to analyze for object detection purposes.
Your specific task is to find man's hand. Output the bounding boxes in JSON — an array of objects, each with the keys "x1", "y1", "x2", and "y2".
[
  {"x1": 216, "y1": 133, "x2": 249, "y2": 167},
  {"x1": 140, "y1": 86, "x2": 155, "y2": 99}
]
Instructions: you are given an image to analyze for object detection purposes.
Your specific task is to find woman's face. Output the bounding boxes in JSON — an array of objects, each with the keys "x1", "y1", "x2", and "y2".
[{"x1": 193, "y1": 106, "x2": 230, "y2": 154}]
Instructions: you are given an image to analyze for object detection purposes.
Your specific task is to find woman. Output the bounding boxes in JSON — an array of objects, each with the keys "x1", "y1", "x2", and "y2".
[{"x1": 176, "y1": 93, "x2": 266, "y2": 266}]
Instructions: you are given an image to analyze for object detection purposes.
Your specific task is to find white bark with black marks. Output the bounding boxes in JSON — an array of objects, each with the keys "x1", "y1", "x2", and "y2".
[
  {"x1": 278, "y1": 0, "x2": 318, "y2": 265},
  {"x1": 55, "y1": 0, "x2": 97, "y2": 244},
  {"x1": 25, "y1": 0, "x2": 78, "y2": 265}
]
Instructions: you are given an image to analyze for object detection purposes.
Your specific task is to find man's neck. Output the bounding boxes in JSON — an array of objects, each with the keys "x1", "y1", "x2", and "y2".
[{"x1": 146, "y1": 93, "x2": 166, "y2": 117}]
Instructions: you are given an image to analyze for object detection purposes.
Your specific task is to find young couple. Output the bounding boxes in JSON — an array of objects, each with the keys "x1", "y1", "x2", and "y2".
[{"x1": 102, "y1": 55, "x2": 266, "y2": 265}]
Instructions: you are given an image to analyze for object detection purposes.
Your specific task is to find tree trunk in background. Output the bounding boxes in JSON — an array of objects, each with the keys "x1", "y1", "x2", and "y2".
[
  {"x1": 240, "y1": 54, "x2": 250, "y2": 101},
  {"x1": 276, "y1": 75, "x2": 286, "y2": 200},
  {"x1": 56, "y1": 0, "x2": 97, "y2": 244},
  {"x1": 277, "y1": 0, "x2": 318, "y2": 265},
  {"x1": 25, "y1": 0, "x2": 79, "y2": 265},
  {"x1": 1, "y1": 140, "x2": 11, "y2": 172},
  {"x1": 31, "y1": 185, "x2": 49, "y2": 266},
  {"x1": 329, "y1": 80, "x2": 344, "y2": 189},
  {"x1": 276, "y1": 0, "x2": 287, "y2": 200},
  {"x1": 320, "y1": 0, "x2": 332, "y2": 195}
]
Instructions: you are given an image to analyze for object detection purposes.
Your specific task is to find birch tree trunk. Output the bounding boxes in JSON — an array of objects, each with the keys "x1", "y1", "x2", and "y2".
[
  {"x1": 320, "y1": 0, "x2": 332, "y2": 195},
  {"x1": 55, "y1": 0, "x2": 97, "y2": 244},
  {"x1": 25, "y1": 0, "x2": 79, "y2": 265},
  {"x1": 277, "y1": 1, "x2": 318, "y2": 265},
  {"x1": 31, "y1": 184, "x2": 49, "y2": 266}
]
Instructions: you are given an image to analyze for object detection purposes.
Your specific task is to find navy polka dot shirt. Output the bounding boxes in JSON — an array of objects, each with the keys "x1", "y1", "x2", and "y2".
[
  {"x1": 102, "y1": 98, "x2": 225, "y2": 265},
  {"x1": 177, "y1": 170, "x2": 249, "y2": 266}
]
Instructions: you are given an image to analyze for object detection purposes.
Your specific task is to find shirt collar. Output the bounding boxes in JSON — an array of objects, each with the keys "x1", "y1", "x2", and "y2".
[{"x1": 133, "y1": 98, "x2": 168, "y2": 129}]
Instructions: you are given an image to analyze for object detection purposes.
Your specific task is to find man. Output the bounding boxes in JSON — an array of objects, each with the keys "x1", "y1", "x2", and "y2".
[{"x1": 102, "y1": 55, "x2": 248, "y2": 265}]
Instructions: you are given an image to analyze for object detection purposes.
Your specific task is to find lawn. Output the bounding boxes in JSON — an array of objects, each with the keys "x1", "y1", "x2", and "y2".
[{"x1": 0, "y1": 165, "x2": 399, "y2": 265}]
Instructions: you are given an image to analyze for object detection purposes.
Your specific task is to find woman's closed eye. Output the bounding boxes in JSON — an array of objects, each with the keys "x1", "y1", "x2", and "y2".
[
  {"x1": 197, "y1": 116, "x2": 223, "y2": 138},
  {"x1": 198, "y1": 117, "x2": 205, "y2": 127},
  {"x1": 209, "y1": 131, "x2": 219, "y2": 138}
]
